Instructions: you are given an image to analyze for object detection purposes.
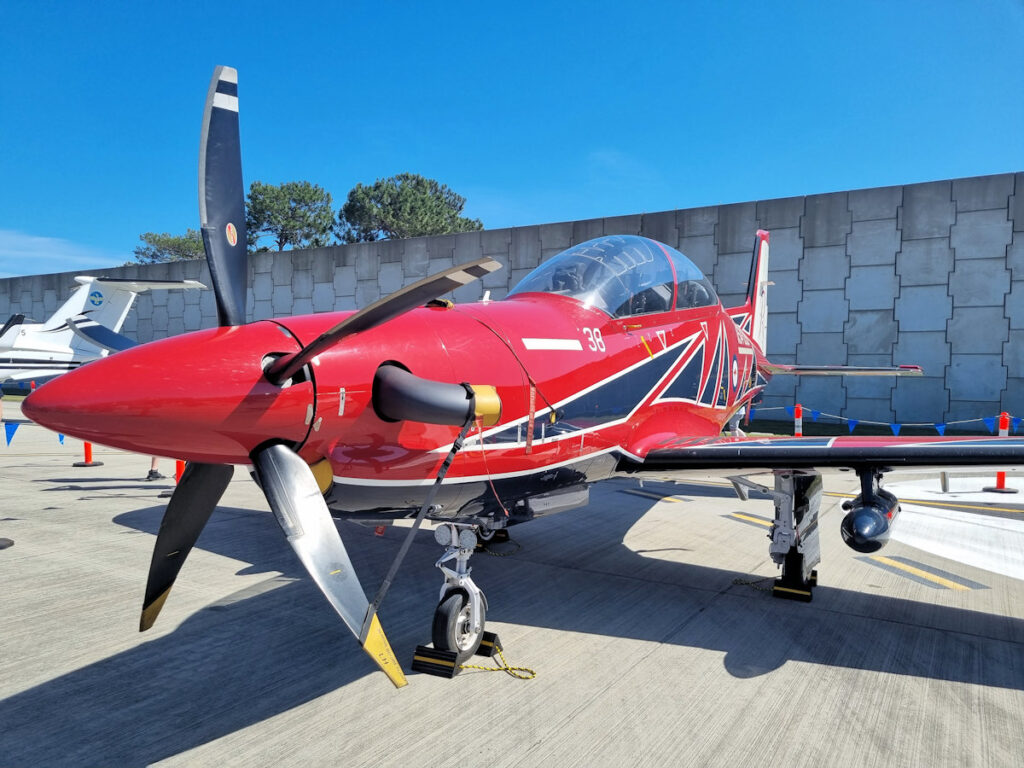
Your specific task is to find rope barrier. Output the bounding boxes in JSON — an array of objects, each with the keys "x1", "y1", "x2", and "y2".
[{"x1": 748, "y1": 405, "x2": 1019, "y2": 435}]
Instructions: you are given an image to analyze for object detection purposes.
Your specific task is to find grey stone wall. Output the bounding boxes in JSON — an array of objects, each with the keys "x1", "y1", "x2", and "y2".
[{"x1": 2, "y1": 172, "x2": 1021, "y2": 425}]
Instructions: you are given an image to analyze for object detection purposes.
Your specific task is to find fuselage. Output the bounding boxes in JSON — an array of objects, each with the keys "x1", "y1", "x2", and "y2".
[
  {"x1": 24, "y1": 293, "x2": 764, "y2": 521},
  {"x1": 24, "y1": 235, "x2": 770, "y2": 526}
]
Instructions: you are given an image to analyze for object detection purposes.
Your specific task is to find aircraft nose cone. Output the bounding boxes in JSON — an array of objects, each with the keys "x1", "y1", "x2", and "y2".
[{"x1": 24, "y1": 323, "x2": 312, "y2": 464}]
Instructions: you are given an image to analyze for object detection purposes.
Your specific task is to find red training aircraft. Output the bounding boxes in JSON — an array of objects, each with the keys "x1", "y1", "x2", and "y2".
[{"x1": 24, "y1": 67, "x2": 1024, "y2": 688}]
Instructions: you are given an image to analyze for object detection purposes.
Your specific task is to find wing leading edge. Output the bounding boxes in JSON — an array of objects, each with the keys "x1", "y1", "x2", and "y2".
[{"x1": 618, "y1": 435, "x2": 1024, "y2": 473}]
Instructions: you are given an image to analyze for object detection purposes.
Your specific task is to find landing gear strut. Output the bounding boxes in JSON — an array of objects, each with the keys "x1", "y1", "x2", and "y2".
[
  {"x1": 767, "y1": 470, "x2": 822, "y2": 601},
  {"x1": 731, "y1": 470, "x2": 822, "y2": 601},
  {"x1": 432, "y1": 523, "x2": 488, "y2": 663}
]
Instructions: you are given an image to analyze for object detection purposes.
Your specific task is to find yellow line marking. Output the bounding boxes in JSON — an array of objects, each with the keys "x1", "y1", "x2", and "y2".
[
  {"x1": 623, "y1": 489, "x2": 684, "y2": 502},
  {"x1": 676, "y1": 478, "x2": 1024, "y2": 516},
  {"x1": 886, "y1": 497, "x2": 1023, "y2": 515},
  {"x1": 826, "y1": 491, "x2": 1024, "y2": 516},
  {"x1": 329, "y1": 569, "x2": 342, "y2": 575},
  {"x1": 641, "y1": 336, "x2": 654, "y2": 359},
  {"x1": 730, "y1": 512, "x2": 772, "y2": 527},
  {"x1": 869, "y1": 555, "x2": 970, "y2": 590}
]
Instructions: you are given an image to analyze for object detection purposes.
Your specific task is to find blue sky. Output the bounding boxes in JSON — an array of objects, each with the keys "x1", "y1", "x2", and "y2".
[{"x1": 1, "y1": 1, "x2": 1022, "y2": 278}]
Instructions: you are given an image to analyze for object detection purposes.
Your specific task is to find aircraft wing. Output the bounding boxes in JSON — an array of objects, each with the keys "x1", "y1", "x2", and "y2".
[
  {"x1": 618, "y1": 435, "x2": 1024, "y2": 473},
  {"x1": 66, "y1": 315, "x2": 137, "y2": 353}
]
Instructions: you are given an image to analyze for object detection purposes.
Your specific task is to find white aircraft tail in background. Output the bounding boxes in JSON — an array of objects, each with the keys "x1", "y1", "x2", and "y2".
[{"x1": 1, "y1": 276, "x2": 204, "y2": 385}]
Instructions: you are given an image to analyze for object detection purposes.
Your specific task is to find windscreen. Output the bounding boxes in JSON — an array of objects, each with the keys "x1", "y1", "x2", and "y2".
[{"x1": 507, "y1": 235, "x2": 717, "y2": 316}]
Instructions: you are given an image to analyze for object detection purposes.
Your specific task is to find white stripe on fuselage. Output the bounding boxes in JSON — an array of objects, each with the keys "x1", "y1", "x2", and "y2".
[
  {"x1": 332, "y1": 446, "x2": 622, "y2": 487},
  {"x1": 522, "y1": 338, "x2": 584, "y2": 351}
]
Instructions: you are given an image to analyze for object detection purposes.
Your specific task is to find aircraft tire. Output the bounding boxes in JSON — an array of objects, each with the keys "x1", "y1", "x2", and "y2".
[{"x1": 432, "y1": 591, "x2": 485, "y2": 664}]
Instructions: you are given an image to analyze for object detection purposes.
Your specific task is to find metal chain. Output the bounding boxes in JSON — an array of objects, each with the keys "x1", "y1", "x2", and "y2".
[
  {"x1": 477, "y1": 539, "x2": 522, "y2": 557},
  {"x1": 731, "y1": 576, "x2": 775, "y2": 593}
]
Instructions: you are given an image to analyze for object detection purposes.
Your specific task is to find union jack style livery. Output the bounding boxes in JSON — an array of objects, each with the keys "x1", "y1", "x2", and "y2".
[{"x1": 24, "y1": 67, "x2": 1024, "y2": 688}]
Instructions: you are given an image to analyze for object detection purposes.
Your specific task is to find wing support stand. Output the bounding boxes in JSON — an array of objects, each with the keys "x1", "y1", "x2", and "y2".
[{"x1": 731, "y1": 470, "x2": 822, "y2": 602}]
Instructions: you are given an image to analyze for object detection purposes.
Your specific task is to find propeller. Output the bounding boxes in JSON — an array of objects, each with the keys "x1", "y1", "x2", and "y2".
[{"x1": 136, "y1": 66, "x2": 496, "y2": 688}]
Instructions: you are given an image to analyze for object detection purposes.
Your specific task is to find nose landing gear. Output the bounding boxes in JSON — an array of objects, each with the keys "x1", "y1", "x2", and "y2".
[{"x1": 432, "y1": 523, "x2": 488, "y2": 663}]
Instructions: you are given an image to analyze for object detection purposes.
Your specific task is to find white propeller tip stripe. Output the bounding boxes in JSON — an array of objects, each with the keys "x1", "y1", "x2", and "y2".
[{"x1": 212, "y1": 92, "x2": 239, "y2": 112}]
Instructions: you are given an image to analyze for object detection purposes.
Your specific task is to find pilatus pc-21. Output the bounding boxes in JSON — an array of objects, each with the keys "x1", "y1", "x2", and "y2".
[{"x1": 24, "y1": 67, "x2": 1024, "y2": 688}]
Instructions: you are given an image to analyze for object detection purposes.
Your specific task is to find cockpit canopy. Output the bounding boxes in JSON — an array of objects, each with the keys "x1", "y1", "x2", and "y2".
[{"x1": 506, "y1": 235, "x2": 718, "y2": 317}]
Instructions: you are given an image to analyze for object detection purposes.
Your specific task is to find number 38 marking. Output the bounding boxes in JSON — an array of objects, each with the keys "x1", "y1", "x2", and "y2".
[{"x1": 583, "y1": 328, "x2": 605, "y2": 352}]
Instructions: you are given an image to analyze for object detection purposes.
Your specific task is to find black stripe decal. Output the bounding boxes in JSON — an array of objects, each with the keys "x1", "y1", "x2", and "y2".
[
  {"x1": 484, "y1": 349, "x2": 681, "y2": 443},
  {"x1": 0, "y1": 360, "x2": 80, "y2": 370}
]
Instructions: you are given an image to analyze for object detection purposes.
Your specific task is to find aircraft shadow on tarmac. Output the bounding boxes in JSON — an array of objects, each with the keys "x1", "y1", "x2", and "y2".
[{"x1": 2, "y1": 479, "x2": 1022, "y2": 766}]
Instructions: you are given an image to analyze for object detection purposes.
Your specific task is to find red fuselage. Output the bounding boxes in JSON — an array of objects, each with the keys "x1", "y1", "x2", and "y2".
[{"x1": 24, "y1": 291, "x2": 763, "y2": 516}]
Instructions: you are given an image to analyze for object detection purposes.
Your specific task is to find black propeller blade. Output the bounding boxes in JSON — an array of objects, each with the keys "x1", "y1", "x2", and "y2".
[
  {"x1": 265, "y1": 256, "x2": 501, "y2": 385},
  {"x1": 251, "y1": 444, "x2": 407, "y2": 687},
  {"x1": 199, "y1": 65, "x2": 248, "y2": 327},
  {"x1": 140, "y1": 463, "x2": 235, "y2": 631}
]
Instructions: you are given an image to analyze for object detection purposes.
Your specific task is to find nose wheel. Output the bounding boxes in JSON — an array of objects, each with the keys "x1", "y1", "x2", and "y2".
[
  {"x1": 432, "y1": 591, "x2": 486, "y2": 660},
  {"x1": 432, "y1": 523, "x2": 488, "y2": 663}
]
